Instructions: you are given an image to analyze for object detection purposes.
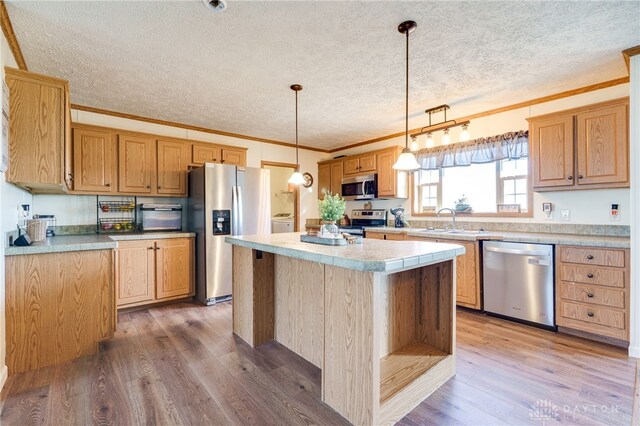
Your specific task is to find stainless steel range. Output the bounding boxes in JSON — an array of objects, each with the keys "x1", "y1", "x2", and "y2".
[{"x1": 337, "y1": 209, "x2": 387, "y2": 236}]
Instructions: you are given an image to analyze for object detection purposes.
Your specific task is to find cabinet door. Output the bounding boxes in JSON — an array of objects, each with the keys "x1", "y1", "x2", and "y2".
[
  {"x1": 222, "y1": 148, "x2": 246, "y2": 166},
  {"x1": 157, "y1": 139, "x2": 187, "y2": 195},
  {"x1": 365, "y1": 231, "x2": 384, "y2": 239},
  {"x1": 330, "y1": 161, "x2": 343, "y2": 196},
  {"x1": 530, "y1": 114, "x2": 574, "y2": 189},
  {"x1": 318, "y1": 163, "x2": 331, "y2": 200},
  {"x1": 376, "y1": 149, "x2": 397, "y2": 197},
  {"x1": 72, "y1": 128, "x2": 117, "y2": 192},
  {"x1": 358, "y1": 154, "x2": 376, "y2": 172},
  {"x1": 576, "y1": 103, "x2": 628, "y2": 186},
  {"x1": 343, "y1": 157, "x2": 360, "y2": 175},
  {"x1": 6, "y1": 75, "x2": 64, "y2": 186},
  {"x1": 192, "y1": 144, "x2": 220, "y2": 164},
  {"x1": 116, "y1": 240, "x2": 155, "y2": 307},
  {"x1": 156, "y1": 238, "x2": 194, "y2": 300},
  {"x1": 118, "y1": 135, "x2": 156, "y2": 194},
  {"x1": 440, "y1": 239, "x2": 480, "y2": 309}
]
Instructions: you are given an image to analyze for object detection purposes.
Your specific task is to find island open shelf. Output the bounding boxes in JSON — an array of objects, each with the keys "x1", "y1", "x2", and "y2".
[{"x1": 226, "y1": 233, "x2": 463, "y2": 425}]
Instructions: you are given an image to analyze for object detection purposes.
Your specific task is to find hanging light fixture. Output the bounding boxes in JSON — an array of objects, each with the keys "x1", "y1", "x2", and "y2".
[
  {"x1": 288, "y1": 84, "x2": 306, "y2": 185},
  {"x1": 442, "y1": 128, "x2": 451, "y2": 145},
  {"x1": 426, "y1": 132, "x2": 434, "y2": 148},
  {"x1": 393, "y1": 20, "x2": 420, "y2": 171},
  {"x1": 410, "y1": 135, "x2": 419, "y2": 152},
  {"x1": 460, "y1": 124, "x2": 470, "y2": 141}
]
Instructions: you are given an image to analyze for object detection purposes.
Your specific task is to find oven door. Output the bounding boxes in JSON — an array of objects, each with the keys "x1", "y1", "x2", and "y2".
[{"x1": 341, "y1": 174, "x2": 377, "y2": 200}]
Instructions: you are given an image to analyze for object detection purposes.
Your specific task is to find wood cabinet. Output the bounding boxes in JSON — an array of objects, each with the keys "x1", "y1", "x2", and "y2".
[
  {"x1": 72, "y1": 128, "x2": 117, "y2": 192},
  {"x1": 191, "y1": 143, "x2": 247, "y2": 167},
  {"x1": 157, "y1": 139, "x2": 188, "y2": 195},
  {"x1": 116, "y1": 237, "x2": 194, "y2": 309},
  {"x1": 377, "y1": 147, "x2": 404, "y2": 198},
  {"x1": 343, "y1": 153, "x2": 376, "y2": 175},
  {"x1": 118, "y1": 134, "x2": 156, "y2": 194},
  {"x1": 6, "y1": 249, "x2": 115, "y2": 374},
  {"x1": 556, "y1": 245, "x2": 629, "y2": 342},
  {"x1": 365, "y1": 231, "x2": 481, "y2": 310},
  {"x1": 317, "y1": 159, "x2": 344, "y2": 199},
  {"x1": 528, "y1": 98, "x2": 629, "y2": 191},
  {"x1": 5, "y1": 67, "x2": 71, "y2": 193}
]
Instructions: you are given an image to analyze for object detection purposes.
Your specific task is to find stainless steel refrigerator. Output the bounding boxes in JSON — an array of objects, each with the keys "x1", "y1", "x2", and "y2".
[{"x1": 188, "y1": 163, "x2": 271, "y2": 305}]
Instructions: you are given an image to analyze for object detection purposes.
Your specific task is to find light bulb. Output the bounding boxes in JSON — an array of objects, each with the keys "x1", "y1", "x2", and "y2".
[
  {"x1": 426, "y1": 133, "x2": 434, "y2": 148},
  {"x1": 443, "y1": 129, "x2": 451, "y2": 145},
  {"x1": 288, "y1": 171, "x2": 305, "y2": 185},
  {"x1": 410, "y1": 137, "x2": 419, "y2": 152},
  {"x1": 460, "y1": 124, "x2": 470, "y2": 141}
]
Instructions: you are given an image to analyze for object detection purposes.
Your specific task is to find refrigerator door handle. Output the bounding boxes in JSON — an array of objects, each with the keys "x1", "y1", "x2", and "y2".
[
  {"x1": 231, "y1": 186, "x2": 237, "y2": 235},
  {"x1": 236, "y1": 185, "x2": 243, "y2": 236}
]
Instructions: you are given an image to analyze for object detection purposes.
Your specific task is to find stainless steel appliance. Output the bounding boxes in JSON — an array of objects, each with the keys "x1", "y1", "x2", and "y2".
[
  {"x1": 338, "y1": 209, "x2": 386, "y2": 236},
  {"x1": 483, "y1": 241, "x2": 555, "y2": 329},
  {"x1": 141, "y1": 203, "x2": 183, "y2": 231},
  {"x1": 341, "y1": 174, "x2": 377, "y2": 200},
  {"x1": 188, "y1": 163, "x2": 271, "y2": 305}
]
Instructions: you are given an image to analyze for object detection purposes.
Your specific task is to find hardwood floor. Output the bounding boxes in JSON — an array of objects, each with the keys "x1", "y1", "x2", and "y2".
[{"x1": 0, "y1": 303, "x2": 636, "y2": 425}]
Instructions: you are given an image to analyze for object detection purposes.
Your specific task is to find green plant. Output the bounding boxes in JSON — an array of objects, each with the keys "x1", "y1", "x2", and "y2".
[{"x1": 318, "y1": 193, "x2": 346, "y2": 222}]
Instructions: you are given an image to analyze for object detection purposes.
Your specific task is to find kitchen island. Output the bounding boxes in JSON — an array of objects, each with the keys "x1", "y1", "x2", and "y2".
[{"x1": 225, "y1": 233, "x2": 464, "y2": 425}]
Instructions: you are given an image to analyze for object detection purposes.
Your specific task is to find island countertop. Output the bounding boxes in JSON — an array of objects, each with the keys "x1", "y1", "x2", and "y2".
[{"x1": 225, "y1": 232, "x2": 465, "y2": 272}]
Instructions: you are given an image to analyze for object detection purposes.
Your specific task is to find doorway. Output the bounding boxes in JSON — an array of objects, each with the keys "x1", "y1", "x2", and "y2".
[{"x1": 261, "y1": 161, "x2": 300, "y2": 232}]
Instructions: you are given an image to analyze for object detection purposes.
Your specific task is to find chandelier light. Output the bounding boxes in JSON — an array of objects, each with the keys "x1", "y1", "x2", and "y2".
[
  {"x1": 288, "y1": 84, "x2": 306, "y2": 185},
  {"x1": 411, "y1": 104, "x2": 471, "y2": 146},
  {"x1": 392, "y1": 20, "x2": 421, "y2": 171}
]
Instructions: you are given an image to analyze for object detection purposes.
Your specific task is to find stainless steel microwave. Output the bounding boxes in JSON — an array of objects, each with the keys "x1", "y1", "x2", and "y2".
[{"x1": 341, "y1": 174, "x2": 377, "y2": 200}]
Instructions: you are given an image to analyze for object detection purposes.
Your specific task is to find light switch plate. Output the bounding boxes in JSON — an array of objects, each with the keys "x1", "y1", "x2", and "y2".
[{"x1": 560, "y1": 209, "x2": 570, "y2": 221}]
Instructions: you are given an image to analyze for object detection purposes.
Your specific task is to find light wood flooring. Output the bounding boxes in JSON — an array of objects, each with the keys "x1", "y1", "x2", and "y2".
[{"x1": 0, "y1": 302, "x2": 636, "y2": 425}]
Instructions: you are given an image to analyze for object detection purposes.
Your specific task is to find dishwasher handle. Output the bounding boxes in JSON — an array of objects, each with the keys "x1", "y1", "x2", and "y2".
[{"x1": 485, "y1": 246, "x2": 551, "y2": 257}]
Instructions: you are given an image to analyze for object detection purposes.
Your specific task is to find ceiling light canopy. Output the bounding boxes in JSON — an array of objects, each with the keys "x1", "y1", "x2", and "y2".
[
  {"x1": 392, "y1": 20, "x2": 421, "y2": 172},
  {"x1": 202, "y1": 0, "x2": 227, "y2": 13}
]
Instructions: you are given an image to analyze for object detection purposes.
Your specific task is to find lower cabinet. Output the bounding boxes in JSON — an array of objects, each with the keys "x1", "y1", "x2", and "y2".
[
  {"x1": 6, "y1": 249, "x2": 115, "y2": 374},
  {"x1": 116, "y1": 237, "x2": 194, "y2": 309},
  {"x1": 365, "y1": 231, "x2": 482, "y2": 310}
]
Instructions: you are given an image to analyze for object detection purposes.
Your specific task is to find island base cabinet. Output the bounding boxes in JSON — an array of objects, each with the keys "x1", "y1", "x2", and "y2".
[
  {"x1": 6, "y1": 250, "x2": 115, "y2": 374},
  {"x1": 231, "y1": 245, "x2": 456, "y2": 425}
]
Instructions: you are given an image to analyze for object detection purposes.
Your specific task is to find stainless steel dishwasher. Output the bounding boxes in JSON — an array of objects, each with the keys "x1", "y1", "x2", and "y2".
[{"x1": 483, "y1": 241, "x2": 555, "y2": 329}]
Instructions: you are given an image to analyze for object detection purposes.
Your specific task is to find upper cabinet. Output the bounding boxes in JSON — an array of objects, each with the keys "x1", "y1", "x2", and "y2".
[
  {"x1": 72, "y1": 128, "x2": 117, "y2": 193},
  {"x1": 118, "y1": 134, "x2": 156, "y2": 194},
  {"x1": 191, "y1": 143, "x2": 246, "y2": 167},
  {"x1": 528, "y1": 98, "x2": 629, "y2": 191},
  {"x1": 5, "y1": 67, "x2": 71, "y2": 193},
  {"x1": 157, "y1": 139, "x2": 188, "y2": 195},
  {"x1": 317, "y1": 146, "x2": 406, "y2": 200},
  {"x1": 221, "y1": 148, "x2": 246, "y2": 166}
]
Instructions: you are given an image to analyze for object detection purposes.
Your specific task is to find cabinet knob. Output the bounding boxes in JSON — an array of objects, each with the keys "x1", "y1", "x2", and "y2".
[
  {"x1": 586, "y1": 255, "x2": 594, "y2": 260},
  {"x1": 105, "y1": 183, "x2": 111, "y2": 187},
  {"x1": 146, "y1": 185, "x2": 151, "y2": 189},
  {"x1": 578, "y1": 175, "x2": 584, "y2": 180},
  {"x1": 567, "y1": 176, "x2": 573, "y2": 180},
  {"x1": 587, "y1": 273, "x2": 594, "y2": 278},
  {"x1": 155, "y1": 247, "x2": 160, "y2": 251},
  {"x1": 587, "y1": 312, "x2": 594, "y2": 317},
  {"x1": 587, "y1": 293, "x2": 594, "y2": 298},
  {"x1": 148, "y1": 247, "x2": 154, "y2": 250},
  {"x1": 157, "y1": 186, "x2": 162, "y2": 189},
  {"x1": 221, "y1": 160, "x2": 225, "y2": 163}
]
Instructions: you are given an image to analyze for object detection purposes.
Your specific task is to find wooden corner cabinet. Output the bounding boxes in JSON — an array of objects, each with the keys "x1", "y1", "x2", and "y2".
[
  {"x1": 5, "y1": 67, "x2": 72, "y2": 193},
  {"x1": 5, "y1": 249, "x2": 115, "y2": 374},
  {"x1": 317, "y1": 146, "x2": 406, "y2": 200},
  {"x1": 116, "y1": 237, "x2": 194, "y2": 309},
  {"x1": 528, "y1": 98, "x2": 629, "y2": 191}
]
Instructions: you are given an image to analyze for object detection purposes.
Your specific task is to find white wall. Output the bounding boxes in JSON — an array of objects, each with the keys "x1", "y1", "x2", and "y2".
[
  {"x1": 33, "y1": 109, "x2": 326, "y2": 231},
  {"x1": 0, "y1": 28, "x2": 21, "y2": 390},
  {"x1": 332, "y1": 84, "x2": 631, "y2": 226}
]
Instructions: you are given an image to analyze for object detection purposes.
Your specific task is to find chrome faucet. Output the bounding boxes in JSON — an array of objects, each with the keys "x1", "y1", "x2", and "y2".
[{"x1": 437, "y1": 208, "x2": 456, "y2": 231}]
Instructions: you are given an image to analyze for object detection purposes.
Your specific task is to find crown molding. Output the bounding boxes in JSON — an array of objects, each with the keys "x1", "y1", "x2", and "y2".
[
  {"x1": 0, "y1": 1, "x2": 26, "y2": 70},
  {"x1": 623, "y1": 45, "x2": 640, "y2": 74}
]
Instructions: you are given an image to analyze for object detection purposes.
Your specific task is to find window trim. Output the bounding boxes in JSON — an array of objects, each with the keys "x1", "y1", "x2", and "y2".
[{"x1": 410, "y1": 158, "x2": 534, "y2": 218}]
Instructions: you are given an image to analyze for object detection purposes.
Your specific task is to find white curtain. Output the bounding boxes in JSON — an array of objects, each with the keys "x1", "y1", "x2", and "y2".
[{"x1": 415, "y1": 130, "x2": 528, "y2": 170}]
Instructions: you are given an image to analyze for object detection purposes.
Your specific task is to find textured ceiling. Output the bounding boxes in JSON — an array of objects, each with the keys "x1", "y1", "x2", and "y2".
[{"x1": 6, "y1": 1, "x2": 639, "y2": 150}]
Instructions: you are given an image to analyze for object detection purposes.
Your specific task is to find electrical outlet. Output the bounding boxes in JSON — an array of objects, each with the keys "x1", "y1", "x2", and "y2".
[
  {"x1": 610, "y1": 204, "x2": 620, "y2": 222},
  {"x1": 560, "y1": 209, "x2": 570, "y2": 221}
]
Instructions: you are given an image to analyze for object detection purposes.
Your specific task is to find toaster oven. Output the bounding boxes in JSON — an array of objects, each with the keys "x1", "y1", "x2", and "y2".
[{"x1": 141, "y1": 203, "x2": 183, "y2": 231}]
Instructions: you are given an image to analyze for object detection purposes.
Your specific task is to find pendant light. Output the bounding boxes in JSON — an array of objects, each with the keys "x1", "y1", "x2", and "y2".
[
  {"x1": 426, "y1": 132, "x2": 434, "y2": 148},
  {"x1": 393, "y1": 21, "x2": 420, "y2": 171},
  {"x1": 288, "y1": 84, "x2": 306, "y2": 185},
  {"x1": 460, "y1": 124, "x2": 470, "y2": 141},
  {"x1": 442, "y1": 128, "x2": 451, "y2": 145}
]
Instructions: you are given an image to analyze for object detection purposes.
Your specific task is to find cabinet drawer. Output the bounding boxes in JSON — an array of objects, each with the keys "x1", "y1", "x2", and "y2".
[
  {"x1": 559, "y1": 301, "x2": 625, "y2": 330},
  {"x1": 559, "y1": 246, "x2": 625, "y2": 267},
  {"x1": 559, "y1": 265, "x2": 625, "y2": 288},
  {"x1": 558, "y1": 282, "x2": 625, "y2": 309}
]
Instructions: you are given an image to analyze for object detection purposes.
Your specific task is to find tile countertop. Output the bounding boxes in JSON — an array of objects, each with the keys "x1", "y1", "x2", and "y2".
[
  {"x1": 365, "y1": 227, "x2": 630, "y2": 249},
  {"x1": 225, "y1": 232, "x2": 465, "y2": 273},
  {"x1": 5, "y1": 232, "x2": 196, "y2": 256}
]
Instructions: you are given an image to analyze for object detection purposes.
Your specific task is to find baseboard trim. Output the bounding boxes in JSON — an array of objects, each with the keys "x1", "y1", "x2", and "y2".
[
  {"x1": 0, "y1": 364, "x2": 8, "y2": 392},
  {"x1": 630, "y1": 346, "x2": 640, "y2": 358}
]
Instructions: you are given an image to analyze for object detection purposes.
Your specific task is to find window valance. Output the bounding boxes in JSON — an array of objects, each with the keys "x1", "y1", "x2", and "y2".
[{"x1": 415, "y1": 130, "x2": 528, "y2": 170}]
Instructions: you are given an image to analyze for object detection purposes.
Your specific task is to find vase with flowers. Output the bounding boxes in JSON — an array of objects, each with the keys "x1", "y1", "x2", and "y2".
[{"x1": 318, "y1": 193, "x2": 346, "y2": 238}]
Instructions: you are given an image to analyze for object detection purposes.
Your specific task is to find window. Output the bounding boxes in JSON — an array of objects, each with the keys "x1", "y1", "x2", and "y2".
[{"x1": 412, "y1": 158, "x2": 529, "y2": 215}]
